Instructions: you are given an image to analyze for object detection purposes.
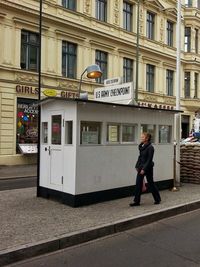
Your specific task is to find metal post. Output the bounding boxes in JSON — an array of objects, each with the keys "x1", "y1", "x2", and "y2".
[
  {"x1": 78, "y1": 69, "x2": 87, "y2": 97},
  {"x1": 175, "y1": 0, "x2": 181, "y2": 187},
  {"x1": 37, "y1": 0, "x2": 42, "y2": 196},
  {"x1": 135, "y1": 0, "x2": 140, "y2": 103}
]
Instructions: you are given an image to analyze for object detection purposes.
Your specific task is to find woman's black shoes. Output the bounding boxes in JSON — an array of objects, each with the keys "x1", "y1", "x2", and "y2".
[
  {"x1": 129, "y1": 202, "x2": 140, "y2": 207},
  {"x1": 154, "y1": 200, "x2": 161, "y2": 205}
]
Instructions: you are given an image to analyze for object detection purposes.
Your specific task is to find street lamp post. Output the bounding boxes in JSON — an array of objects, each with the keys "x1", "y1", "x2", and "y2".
[
  {"x1": 37, "y1": 0, "x2": 42, "y2": 196},
  {"x1": 172, "y1": 0, "x2": 181, "y2": 191},
  {"x1": 135, "y1": 0, "x2": 140, "y2": 103},
  {"x1": 78, "y1": 64, "x2": 102, "y2": 98}
]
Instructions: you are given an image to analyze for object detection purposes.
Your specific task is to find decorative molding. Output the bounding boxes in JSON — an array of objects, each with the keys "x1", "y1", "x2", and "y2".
[
  {"x1": 144, "y1": 94, "x2": 157, "y2": 102},
  {"x1": 84, "y1": 0, "x2": 91, "y2": 15},
  {"x1": 58, "y1": 81, "x2": 77, "y2": 91},
  {"x1": 15, "y1": 74, "x2": 38, "y2": 83},
  {"x1": 0, "y1": 12, "x2": 6, "y2": 18},
  {"x1": 139, "y1": 7, "x2": 144, "y2": 34},
  {"x1": 13, "y1": 17, "x2": 49, "y2": 31},
  {"x1": 160, "y1": 18, "x2": 164, "y2": 42},
  {"x1": 113, "y1": 0, "x2": 120, "y2": 26},
  {"x1": 55, "y1": 29, "x2": 86, "y2": 42},
  {"x1": 89, "y1": 40, "x2": 115, "y2": 51}
]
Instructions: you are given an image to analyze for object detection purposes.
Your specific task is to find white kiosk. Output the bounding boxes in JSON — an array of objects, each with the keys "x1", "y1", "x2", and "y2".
[{"x1": 38, "y1": 98, "x2": 180, "y2": 207}]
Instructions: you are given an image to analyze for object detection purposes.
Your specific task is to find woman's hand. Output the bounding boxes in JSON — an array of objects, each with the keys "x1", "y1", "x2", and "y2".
[{"x1": 140, "y1": 169, "x2": 145, "y2": 175}]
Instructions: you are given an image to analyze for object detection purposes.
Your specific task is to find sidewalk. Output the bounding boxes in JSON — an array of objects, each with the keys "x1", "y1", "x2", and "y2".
[
  {"x1": 1, "y1": 183, "x2": 200, "y2": 266},
  {"x1": 0, "y1": 165, "x2": 37, "y2": 180}
]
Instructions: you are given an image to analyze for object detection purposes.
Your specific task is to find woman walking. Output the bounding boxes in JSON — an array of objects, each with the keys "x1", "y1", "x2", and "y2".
[{"x1": 130, "y1": 132, "x2": 161, "y2": 206}]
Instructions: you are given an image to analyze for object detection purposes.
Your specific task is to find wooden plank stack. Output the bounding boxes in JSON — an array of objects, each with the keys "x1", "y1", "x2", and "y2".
[{"x1": 180, "y1": 143, "x2": 200, "y2": 184}]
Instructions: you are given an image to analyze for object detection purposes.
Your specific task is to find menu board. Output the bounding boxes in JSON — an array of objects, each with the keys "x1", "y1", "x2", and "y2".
[{"x1": 18, "y1": 144, "x2": 38, "y2": 154}]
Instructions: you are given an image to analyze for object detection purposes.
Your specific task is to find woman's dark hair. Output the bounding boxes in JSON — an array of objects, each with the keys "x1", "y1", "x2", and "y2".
[{"x1": 143, "y1": 132, "x2": 151, "y2": 142}]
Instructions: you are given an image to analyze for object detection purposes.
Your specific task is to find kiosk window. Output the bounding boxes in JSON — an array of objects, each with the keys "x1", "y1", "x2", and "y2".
[
  {"x1": 42, "y1": 122, "x2": 48, "y2": 144},
  {"x1": 81, "y1": 121, "x2": 101, "y2": 145},
  {"x1": 107, "y1": 124, "x2": 120, "y2": 143},
  {"x1": 122, "y1": 125, "x2": 136, "y2": 142},
  {"x1": 51, "y1": 115, "x2": 62, "y2": 145},
  {"x1": 65, "y1": 121, "x2": 73, "y2": 144},
  {"x1": 141, "y1": 124, "x2": 156, "y2": 143},
  {"x1": 17, "y1": 98, "x2": 38, "y2": 153},
  {"x1": 159, "y1": 125, "x2": 172, "y2": 144}
]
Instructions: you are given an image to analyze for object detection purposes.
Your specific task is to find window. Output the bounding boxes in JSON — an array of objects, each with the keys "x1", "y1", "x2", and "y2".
[
  {"x1": 122, "y1": 125, "x2": 136, "y2": 142},
  {"x1": 167, "y1": 21, "x2": 173, "y2": 47},
  {"x1": 195, "y1": 29, "x2": 198, "y2": 54},
  {"x1": 95, "y1": 50, "x2": 108, "y2": 84},
  {"x1": 51, "y1": 115, "x2": 62, "y2": 145},
  {"x1": 159, "y1": 126, "x2": 172, "y2": 144},
  {"x1": 147, "y1": 11, "x2": 155, "y2": 40},
  {"x1": 107, "y1": 124, "x2": 120, "y2": 143},
  {"x1": 81, "y1": 121, "x2": 101, "y2": 145},
  {"x1": 123, "y1": 58, "x2": 133, "y2": 83},
  {"x1": 198, "y1": 0, "x2": 200, "y2": 9},
  {"x1": 123, "y1": 1, "x2": 133, "y2": 32},
  {"x1": 146, "y1": 64, "x2": 155, "y2": 92},
  {"x1": 96, "y1": 0, "x2": 107, "y2": 22},
  {"x1": 21, "y1": 30, "x2": 39, "y2": 71},
  {"x1": 62, "y1": 41, "x2": 77, "y2": 78},
  {"x1": 166, "y1": 69, "x2": 174, "y2": 96},
  {"x1": 16, "y1": 98, "x2": 38, "y2": 152},
  {"x1": 185, "y1": 72, "x2": 190, "y2": 98},
  {"x1": 141, "y1": 124, "x2": 156, "y2": 143},
  {"x1": 42, "y1": 122, "x2": 48, "y2": 144},
  {"x1": 62, "y1": 0, "x2": 76, "y2": 10},
  {"x1": 194, "y1": 73, "x2": 198, "y2": 98},
  {"x1": 65, "y1": 121, "x2": 73, "y2": 144},
  {"x1": 185, "y1": 27, "x2": 191, "y2": 52},
  {"x1": 185, "y1": 0, "x2": 192, "y2": 7}
]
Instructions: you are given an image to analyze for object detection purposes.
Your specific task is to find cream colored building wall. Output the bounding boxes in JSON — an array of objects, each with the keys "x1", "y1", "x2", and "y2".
[{"x1": 0, "y1": 0, "x2": 200, "y2": 164}]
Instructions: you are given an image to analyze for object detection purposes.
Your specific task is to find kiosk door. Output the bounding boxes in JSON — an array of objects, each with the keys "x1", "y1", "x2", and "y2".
[{"x1": 49, "y1": 112, "x2": 64, "y2": 190}]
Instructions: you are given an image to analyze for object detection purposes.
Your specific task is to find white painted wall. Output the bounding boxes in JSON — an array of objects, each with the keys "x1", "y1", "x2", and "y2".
[
  {"x1": 40, "y1": 100, "x2": 175, "y2": 196},
  {"x1": 76, "y1": 102, "x2": 174, "y2": 194}
]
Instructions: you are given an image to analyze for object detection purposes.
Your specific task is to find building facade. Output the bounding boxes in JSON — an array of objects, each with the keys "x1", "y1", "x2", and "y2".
[{"x1": 0, "y1": 0, "x2": 200, "y2": 165}]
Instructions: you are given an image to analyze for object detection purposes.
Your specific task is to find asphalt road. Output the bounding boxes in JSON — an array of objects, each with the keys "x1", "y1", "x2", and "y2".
[
  {"x1": 0, "y1": 177, "x2": 36, "y2": 191},
  {"x1": 9, "y1": 209, "x2": 200, "y2": 267}
]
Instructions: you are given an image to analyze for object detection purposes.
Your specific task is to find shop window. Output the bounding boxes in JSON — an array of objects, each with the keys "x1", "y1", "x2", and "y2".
[
  {"x1": 81, "y1": 121, "x2": 101, "y2": 145},
  {"x1": 122, "y1": 125, "x2": 136, "y2": 142},
  {"x1": 51, "y1": 115, "x2": 62, "y2": 145},
  {"x1": 159, "y1": 125, "x2": 172, "y2": 144},
  {"x1": 42, "y1": 122, "x2": 48, "y2": 144},
  {"x1": 107, "y1": 124, "x2": 120, "y2": 143},
  {"x1": 65, "y1": 121, "x2": 73, "y2": 144},
  {"x1": 141, "y1": 124, "x2": 156, "y2": 143},
  {"x1": 16, "y1": 98, "x2": 38, "y2": 152}
]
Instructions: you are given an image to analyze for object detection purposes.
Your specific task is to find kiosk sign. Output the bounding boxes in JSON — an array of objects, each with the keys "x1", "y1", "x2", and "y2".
[{"x1": 94, "y1": 82, "x2": 133, "y2": 104}]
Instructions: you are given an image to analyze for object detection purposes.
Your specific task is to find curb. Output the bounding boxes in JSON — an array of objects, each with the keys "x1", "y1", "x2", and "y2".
[
  {"x1": 0, "y1": 176, "x2": 36, "y2": 181},
  {"x1": 1, "y1": 200, "x2": 200, "y2": 266}
]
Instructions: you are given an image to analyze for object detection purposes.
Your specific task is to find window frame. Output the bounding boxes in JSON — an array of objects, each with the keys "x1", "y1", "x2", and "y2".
[
  {"x1": 185, "y1": 27, "x2": 191, "y2": 52},
  {"x1": 158, "y1": 125, "x2": 172, "y2": 144},
  {"x1": 62, "y1": 41, "x2": 77, "y2": 78},
  {"x1": 121, "y1": 124, "x2": 137, "y2": 144},
  {"x1": 146, "y1": 64, "x2": 155, "y2": 93},
  {"x1": 123, "y1": 57, "x2": 133, "y2": 83},
  {"x1": 166, "y1": 69, "x2": 174, "y2": 96},
  {"x1": 185, "y1": 72, "x2": 191, "y2": 98},
  {"x1": 146, "y1": 11, "x2": 155, "y2": 40},
  {"x1": 62, "y1": 0, "x2": 76, "y2": 10},
  {"x1": 106, "y1": 123, "x2": 121, "y2": 144},
  {"x1": 21, "y1": 30, "x2": 39, "y2": 71},
  {"x1": 167, "y1": 20, "x2": 174, "y2": 47},
  {"x1": 123, "y1": 1, "x2": 133, "y2": 32},
  {"x1": 95, "y1": 50, "x2": 108, "y2": 84},
  {"x1": 96, "y1": 0, "x2": 107, "y2": 22},
  {"x1": 80, "y1": 121, "x2": 102, "y2": 145}
]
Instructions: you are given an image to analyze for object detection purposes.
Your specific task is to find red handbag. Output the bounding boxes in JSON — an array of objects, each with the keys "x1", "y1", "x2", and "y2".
[{"x1": 142, "y1": 179, "x2": 147, "y2": 192}]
